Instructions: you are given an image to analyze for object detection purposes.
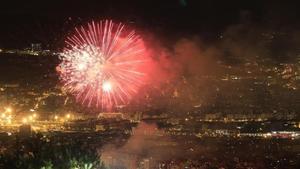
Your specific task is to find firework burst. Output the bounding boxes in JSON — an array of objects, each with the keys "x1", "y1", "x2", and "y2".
[{"x1": 57, "y1": 20, "x2": 148, "y2": 109}]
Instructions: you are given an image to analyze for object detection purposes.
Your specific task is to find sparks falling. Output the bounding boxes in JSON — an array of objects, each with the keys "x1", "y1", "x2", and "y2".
[{"x1": 58, "y1": 20, "x2": 148, "y2": 109}]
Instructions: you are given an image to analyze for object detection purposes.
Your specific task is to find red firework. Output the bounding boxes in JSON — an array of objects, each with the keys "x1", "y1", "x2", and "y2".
[{"x1": 58, "y1": 20, "x2": 148, "y2": 109}]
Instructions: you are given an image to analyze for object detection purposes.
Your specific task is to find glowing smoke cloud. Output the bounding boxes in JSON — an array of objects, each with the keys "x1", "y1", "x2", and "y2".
[{"x1": 58, "y1": 20, "x2": 147, "y2": 109}]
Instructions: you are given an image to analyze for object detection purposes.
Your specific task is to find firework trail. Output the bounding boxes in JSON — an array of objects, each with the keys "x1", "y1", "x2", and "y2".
[{"x1": 57, "y1": 20, "x2": 148, "y2": 110}]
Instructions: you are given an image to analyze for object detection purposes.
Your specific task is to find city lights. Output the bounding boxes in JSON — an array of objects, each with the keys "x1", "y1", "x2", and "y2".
[
  {"x1": 22, "y1": 118, "x2": 28, "y2": 124},
  {"x1": 5, "y1": 107, "x2": 12, "y2": 113},
  {"x1": 66, "y1": 114, "x2": 71, "y2": 119},
  {"x1": 29, "y1": 116, "x2": 33, "y2": 121}
]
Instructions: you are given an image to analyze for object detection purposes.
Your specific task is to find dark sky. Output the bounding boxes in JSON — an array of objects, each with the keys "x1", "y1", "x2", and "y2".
[{"x1": 0, "y1": 0, "x2": 299, "y2": 49}]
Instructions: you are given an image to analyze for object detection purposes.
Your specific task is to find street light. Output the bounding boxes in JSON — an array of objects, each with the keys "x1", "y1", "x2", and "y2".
[
  {"x1": 66, "y1": 114, "x2": 71, "y2": 119},
  {"x1": 5, "y1": 107, "x2": 12, "y2": 113},
  {"x1": 29, "y1": 116, "x2": 33, "y2": 121},
  {"x1": 22, "y1": 118, "x2": 28, "y2": 124}
]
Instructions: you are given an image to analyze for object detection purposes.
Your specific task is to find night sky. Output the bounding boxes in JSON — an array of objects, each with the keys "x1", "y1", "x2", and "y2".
[{"x1": 1, "y1": 1, "x2": 300, "y2": 49}]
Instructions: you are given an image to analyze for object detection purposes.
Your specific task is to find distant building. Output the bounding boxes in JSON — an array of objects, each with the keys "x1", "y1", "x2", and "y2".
[
  {"x1": 95, "y1": 124, "x2": 105, "y2": 131},
  {"x1": 31, "y1": 43, "x2": 42, "y2": 52},
  {"x1": 143, "y1": 159, "x2": 150, "y2": 169},
  {"x1": 4, "y1": 84, "x2": 19, "y2": 88},
  {"x1": 102, "y1": 155, "x2": 113, "y2": 167},
  {"x1": 98, "y1": 112, "x2": 124, "y2": 119},
  {"x1": 139, "y1": 158, "x2": 152, "y2": 169},
  {"x1": 132, "y1": 112, "x2": 142, "y2": 122}
]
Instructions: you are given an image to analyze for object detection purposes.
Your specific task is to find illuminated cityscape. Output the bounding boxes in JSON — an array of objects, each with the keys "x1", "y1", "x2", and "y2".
[{"x1": 0, "y1": 1, "x2": 300, "y2": 169}]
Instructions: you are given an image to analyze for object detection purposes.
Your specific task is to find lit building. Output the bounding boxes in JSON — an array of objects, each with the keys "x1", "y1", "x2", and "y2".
[
  {"x1": 31, "y1": 43, "x2": 42, "y2": 52},
  {"x1": 98, "y1": 112, "x2": 124, "y2": 119}
]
